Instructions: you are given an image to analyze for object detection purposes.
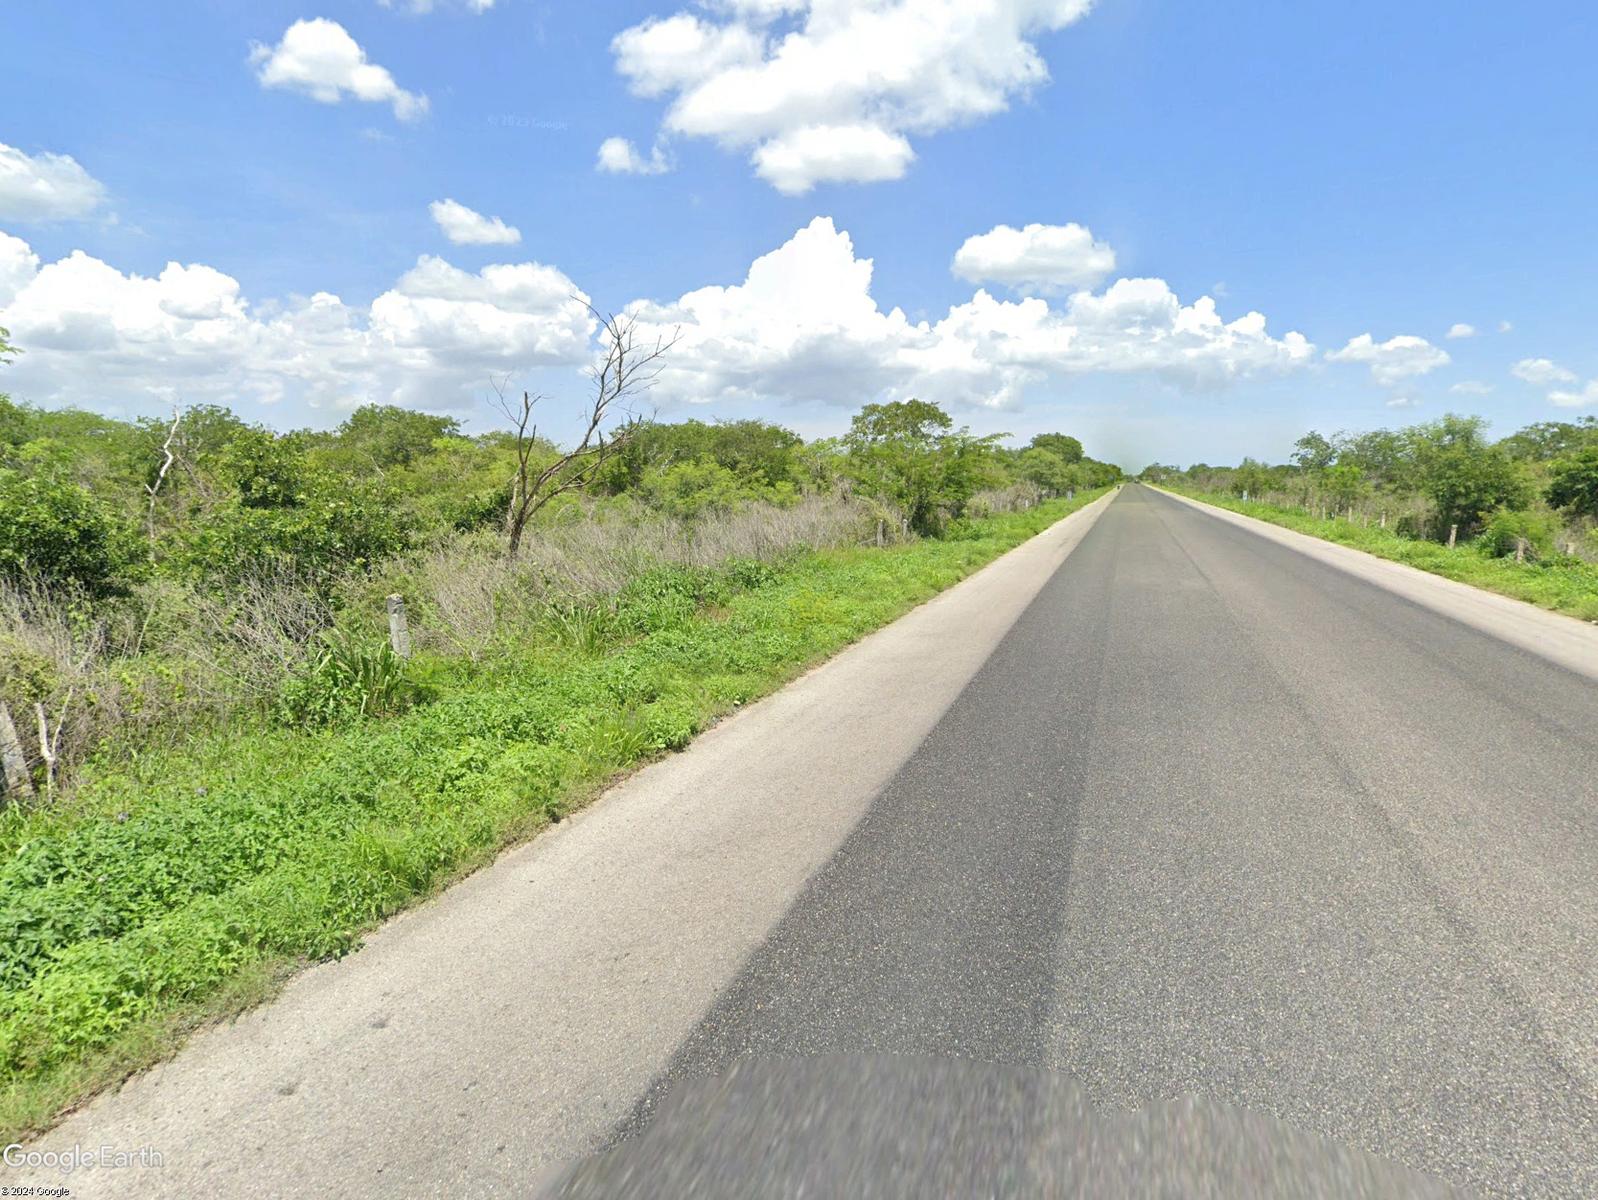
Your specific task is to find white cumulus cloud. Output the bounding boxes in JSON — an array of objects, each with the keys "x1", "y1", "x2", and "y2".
[
  {"x1": 609, "y1": 0, "x2": 1095, "y2": 193},
  {"x1": 429, "y1": 198, "x2": 521, "y2": 245},
  {"x1": 0, "y1": 143, "x2": 107, "y2": 222},
  {"x1": 251, "y1": 18, "x2": 429, "y2": 122},
  {"x1": 622, "y1": 217, "x2": 1313, "y2": 411},
  {"x1": 953, "y1": 222, "x2": 1116, "y2": 294},
  {"x1": 1549, "y1": 381, "x2": 1598, "y2": 409},
  {"x1": 1511, "y1": 357, "x2": 1577, "y2": 386},
  {"x1": 0, "y1": 230, "x2": 591, "y2": 412},
  {"x1": 1449, "y1": 381, "x2": 1493, "y2": 396},
  {"x1": 1327, "y1": 333, "x2": 1450, "y2": 386},
  {"x1": 596, "y1": 137, "x2": 672, "y2": 176},
  {"x1": 0, "y1": 217, "x2": 1318, "y2": 422},
  {"x1": 1445, "y1": 322, "x2": 1477, "y2": 340}
]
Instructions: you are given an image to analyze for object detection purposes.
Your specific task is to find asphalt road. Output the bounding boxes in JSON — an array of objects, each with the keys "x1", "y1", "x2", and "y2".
[
  {"x1": 559, "y1": 485, "x2": 1598, "y2": 1197},
  {"x1": 13, "y1": 485, "x2": 1597, "y2": 1197}
]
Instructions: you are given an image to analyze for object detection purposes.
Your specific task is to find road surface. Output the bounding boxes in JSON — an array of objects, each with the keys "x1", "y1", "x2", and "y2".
[{"x1": 12, "y1": 485, "x2": 1597, "y2": 1197}]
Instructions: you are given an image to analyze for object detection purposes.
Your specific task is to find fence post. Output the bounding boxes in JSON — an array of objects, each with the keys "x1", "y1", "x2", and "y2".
[
  {"x1": 875, "y1": 520, "x2": 885, "y2": 548},
  {"x1": 1514, "y1": 538, "x2": 1527, "y2": 564},
  {"x1": 0, "y1": 701, "x2": 34, "y2": 804},
  {"x1": 1380, "y1": 512, "x2": 1387, "y2": 528},
  {"x1": 1448, "y1": 524, "x2": 1458, "y2": 549},
  {"x1": 386, "y1": 594, "x2": 412, "y2": 660}
]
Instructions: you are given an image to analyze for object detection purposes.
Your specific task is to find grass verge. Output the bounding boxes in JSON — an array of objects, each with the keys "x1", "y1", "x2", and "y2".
[
  {"x1": 1159, "y1": 487, "x2": 1598, "y2": 623},
  {"x1": 0, "y1": 488, "x2": 1108, "y2": 1142}
]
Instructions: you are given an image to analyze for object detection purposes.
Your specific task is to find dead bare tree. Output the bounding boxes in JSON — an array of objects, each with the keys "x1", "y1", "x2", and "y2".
[
  {"x1": 145, "y1": 404, "x2": 184, "y2": 544},
  {"x1": 34, "y1": 689, "x2": 71, "y2": 803},
  {"x1": 492, "y1": 306, "x2": 676, "y2": 559}
]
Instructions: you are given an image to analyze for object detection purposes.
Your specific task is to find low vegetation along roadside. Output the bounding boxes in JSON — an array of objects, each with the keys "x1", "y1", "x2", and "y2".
[
  {"x1": 0, "y1": 490, "x2": 1106, "y2": 1140},
  {"x1": 0, "y1": 321, "x2": 1121, "y2": 1139},
  {"x1": 1144, "y1": 413, "x2": 1598, "y2": 623},
  {"x1": 1154, "y1": 487, "x2": 1598, "y2": 622}
]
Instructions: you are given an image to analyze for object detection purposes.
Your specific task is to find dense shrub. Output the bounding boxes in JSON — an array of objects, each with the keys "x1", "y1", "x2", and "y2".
[
  {"x1": 0, "y1": 472, "x2": 141, "y2": 597},
  {"x1": 1479, "y1": 508, "x2": 1560, "y2": 560},
  {"x1": 1547, "y1": 445, "x2": 1598, "y2": 518},
  {"x1": 176, "y1": 483, "x2": 413, "y2": 589}
]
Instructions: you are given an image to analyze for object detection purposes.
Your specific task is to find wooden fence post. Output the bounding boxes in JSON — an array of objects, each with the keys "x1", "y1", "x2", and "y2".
[
  {"x1": 0, "y1": 701, "x2": 34, "y2": 803},
  {"x1": 386, "y1": 595, "x2": 412, "y2": 659},
  {"x1": 1514, "y1": 538, "x2": 1527, "y2": 564},
  {"x1": 1448, "y1": 524, "x2": 1458, "y2": 549}
]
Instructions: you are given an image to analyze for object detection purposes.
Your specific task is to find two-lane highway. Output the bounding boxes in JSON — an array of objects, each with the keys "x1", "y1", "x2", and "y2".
[
  {"x1": 15, "y1": 485, "x2": 1597, "y2": 1198},
  {"x1": 579, "y1": 485, "x2": 1598, "y2": 1196}
]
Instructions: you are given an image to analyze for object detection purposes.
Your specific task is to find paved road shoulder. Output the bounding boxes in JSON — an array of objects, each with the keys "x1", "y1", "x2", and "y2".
[{"x1": 1153, "y1": 486, "x2": 1598, "y2": 681}]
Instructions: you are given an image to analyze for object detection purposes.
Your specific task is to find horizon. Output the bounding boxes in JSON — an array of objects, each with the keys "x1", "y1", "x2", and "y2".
[{"x1": 3, "y1": 2, "x2": 1595, "y2": 470}]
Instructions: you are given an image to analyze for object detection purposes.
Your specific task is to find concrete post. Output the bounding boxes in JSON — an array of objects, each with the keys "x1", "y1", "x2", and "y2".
[
  {"x1": 0, "y1": 701, "x2": 34, "y2": 803},
  {"x1": 1514, "y1": 538, "x2": 1527, "y2": 564},
  {"x1": 386, "y1": 595, "x2": 412, "y2": 659},
  {"x1": 1448, "y1": 525, "x2": 1458, "y2": 549}
]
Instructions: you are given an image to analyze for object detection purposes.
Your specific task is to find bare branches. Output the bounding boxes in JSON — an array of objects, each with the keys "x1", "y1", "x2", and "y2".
[
  {"x1": 493, "y1": 306, "x2": 677, "y2": 558},
  {"x1": 145, "y1": 404, "x2": 184, "y2": 544},
  {"x1": 34, "y1": 689, "x2": 71, "y2": 803}
]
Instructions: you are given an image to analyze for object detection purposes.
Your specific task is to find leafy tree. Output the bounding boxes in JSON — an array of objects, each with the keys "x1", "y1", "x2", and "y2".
[
  {"x1": 639, "y1": 459, "x2": 781, "y2": 518},
  {"x1": 1028, "y1": 433, "x2": 1084, "y2": 464},
  {"x1": 598, "y1": 418, "x2": 804, "y2": 495},
  {"x1": 1291, "y1": 431, "x2": 1337, "y2": 472},
  {"x1": 219, "y1": 429, "x2": 309, "y2": 509},
  {"x1": 1323, "y1": 463, "x2": 1367, "y2": 511},
  {"x1": 1338, "y1": 429, "x2": 1416, "y2": 490},
  {"x1": 1417, "y1": 441, "x2": 1531, "y2": 537},
  {"x1": 1232, "y1": 458, "x2": 1273, "y2": 498},
  {"x1": 0, "y1": 470, "x2": 141, "y2": 595},
  {"x1": 844, "y1": 399, "x2": 1003, "y2": 534},
  {"x1": 1498, "y1": 419, "x2": 1598, "y2": 462},
  {"x1": 1017, "y1": 447, "x2": 1075, "y2": 494},
  {"x1": 1547, "y1": 445, "x2": 1598, "y2": 518},
  {"x1": 0, "y1": 396, "x2": 26, "y2": 460},
  {"x1": 328, "y1": 405, "x2": 463, "y2": 471},
  {"x1": 179, "y1": 480, "x2": 412, "y2": 588}
]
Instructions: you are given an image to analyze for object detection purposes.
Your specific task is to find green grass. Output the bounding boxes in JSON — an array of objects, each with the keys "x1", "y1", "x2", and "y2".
[
  {"x1": 1160, "y1": 486, "x2": 1598, "y2": 623},
  {"x1": 0, "y1": 489, "x2": 1108, "y2": 1141}
]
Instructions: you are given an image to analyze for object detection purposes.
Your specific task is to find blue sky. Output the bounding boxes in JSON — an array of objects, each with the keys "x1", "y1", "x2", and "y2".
[{"x1": 2, "y1": 1, "x2": 1595, "y2": 468}]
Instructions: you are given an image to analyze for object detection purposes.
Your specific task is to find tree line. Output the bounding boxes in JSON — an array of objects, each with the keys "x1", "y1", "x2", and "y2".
[
  {"x1": 0, "y1": 323, "x2": 1120, "y2": 602},
  {"x1": 1142, "y1": 414, "x2": 1598, "y2": 559}
]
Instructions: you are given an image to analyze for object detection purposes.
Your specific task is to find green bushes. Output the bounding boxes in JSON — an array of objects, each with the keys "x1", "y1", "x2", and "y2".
[
  {"x1": 1154, "y1": 413, "x2": 1598, "y2": 581},
  {"x1": 1480, "y1": 508, "x2": 1560, "y2": 560},
  {"x1": 176, "y1": 485, "x2": 413, "y2": 591},
  {"x1": 1547, "y1": 445, "x2": 1598, "y2": 518},
  {"x1": 1164, "y1": 488, "x2": 1598, "y2": 621},
  {"x1": 278, "y1": 632, "x2": 416, "y2": 726},
  {"x1": 0, "y1": 491, "x2": 1106, "y2": 1136},
  {"x1": 0, "y1": 473, "x2": 141, "y2": 597}
]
